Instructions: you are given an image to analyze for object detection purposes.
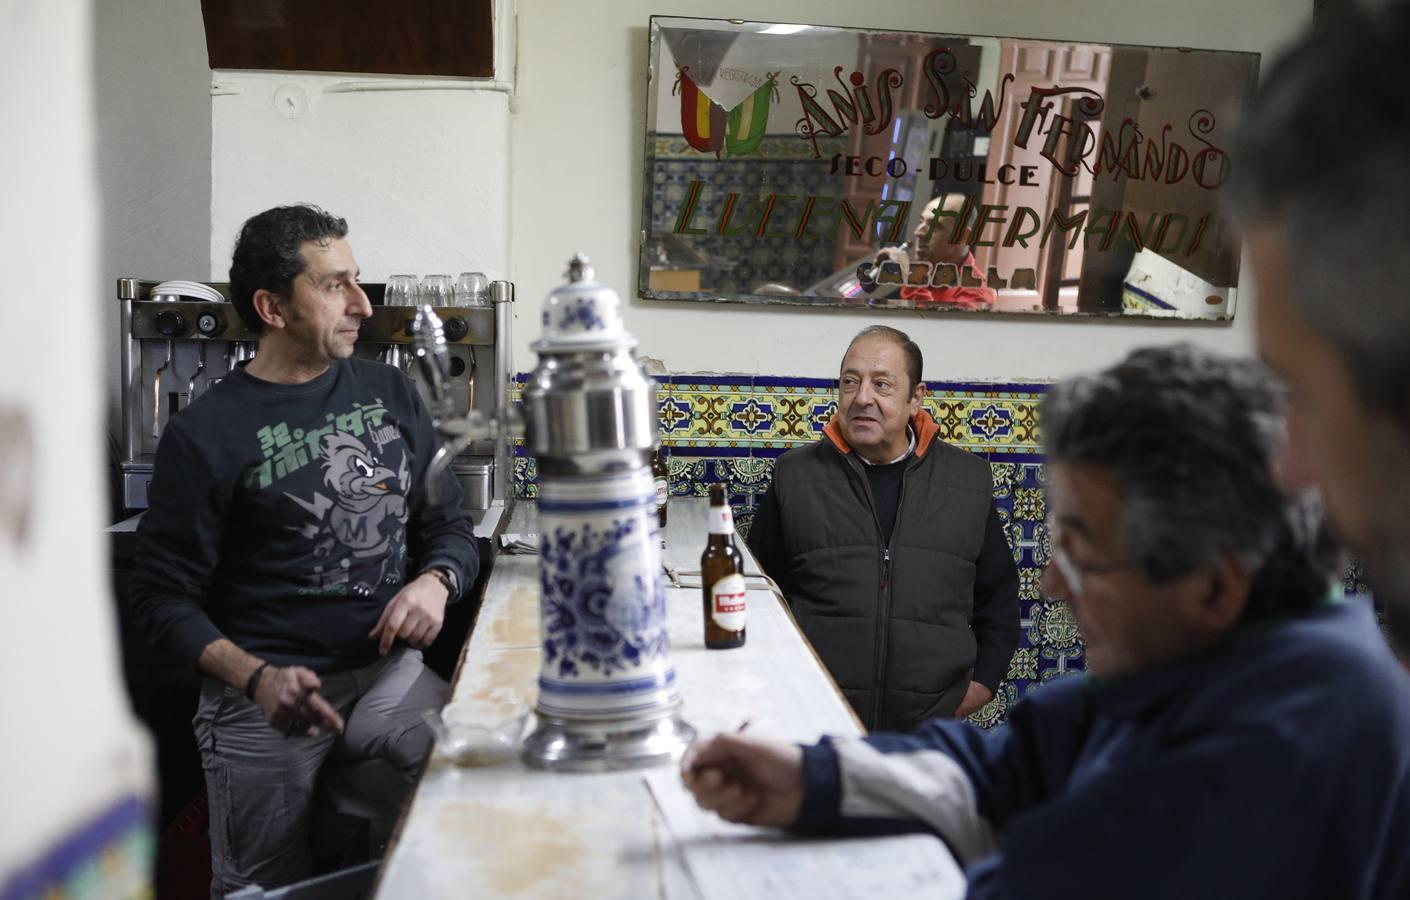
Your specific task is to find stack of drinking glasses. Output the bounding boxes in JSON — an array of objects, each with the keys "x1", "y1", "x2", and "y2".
[
  {"x1": 383, "y1": 272, "x2": 491, "y2": 308},
  {"x1": 380, "y1": 272, "x2": 490, "y2": 369}
]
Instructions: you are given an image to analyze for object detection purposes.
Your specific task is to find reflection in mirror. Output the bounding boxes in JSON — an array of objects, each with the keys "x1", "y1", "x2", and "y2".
[{"x1": 639, "y1": 17, "x2": 1259, "y2": 319}]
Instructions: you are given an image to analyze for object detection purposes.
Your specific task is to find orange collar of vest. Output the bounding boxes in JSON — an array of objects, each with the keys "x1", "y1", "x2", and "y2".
[{"x1": 823, "y1": 410, "x2": 939, "y2": 460}]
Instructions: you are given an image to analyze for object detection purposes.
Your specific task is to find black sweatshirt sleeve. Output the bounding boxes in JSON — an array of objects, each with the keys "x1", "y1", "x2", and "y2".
[
  {"x1": 404, "y1": 381, "x2": 479, "y2": 599},
  {"x1": 128, "y1": 422, "x2": 228, "y2": 668},
  {"x1": 970, "y1": 500, "x2": 1021, "y2": 691}
]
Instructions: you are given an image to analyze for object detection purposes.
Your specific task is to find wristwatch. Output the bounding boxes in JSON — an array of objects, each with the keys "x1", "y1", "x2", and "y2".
[{"x1": 422, "y1": 566, "x2": 459, "y2": 599}]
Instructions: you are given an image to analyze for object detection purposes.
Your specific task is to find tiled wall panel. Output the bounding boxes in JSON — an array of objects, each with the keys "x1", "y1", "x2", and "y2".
[{"x1": 510, "y1": 374, "x2": 1371, "y2": 727}]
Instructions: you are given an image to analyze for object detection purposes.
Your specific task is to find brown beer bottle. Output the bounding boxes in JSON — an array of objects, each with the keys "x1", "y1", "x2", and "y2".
[
  {"x1": 701, "y1": 483, "x2": 746, "y2": 649},
  {"x1": 652, "y1": 445, "x2": 669, "y2": 528}
]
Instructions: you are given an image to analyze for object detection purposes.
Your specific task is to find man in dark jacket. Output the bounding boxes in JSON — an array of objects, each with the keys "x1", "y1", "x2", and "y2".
[{"x1": 748, "y1": 325, "x2": 1019, "y2": 731}]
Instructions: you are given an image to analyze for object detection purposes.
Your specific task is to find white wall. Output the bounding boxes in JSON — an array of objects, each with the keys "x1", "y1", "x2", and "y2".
[
  {"x1": 206, "y1": 0, "x2": 515, "y2": 281},
  {"x1": 95, "y1": 0, "x2": 212, "y2": 425},
  {"x1": 209, "y1": 75, "x2": 512, "y2": 284},
  {"x1": 512, "y1": 0, "x2": 1312, "y2": 382},
  {"x1": 1, "y1": 0, "x2": 152, "y2": 883}
]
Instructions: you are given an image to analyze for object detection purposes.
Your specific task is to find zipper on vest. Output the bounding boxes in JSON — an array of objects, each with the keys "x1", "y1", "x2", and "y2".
[
  {"x1": 871, "y1": 469, "x2": 905, "y2": 731},
  {"x1": 848, "y1": 453, "x2": 892, "y2": 731}
]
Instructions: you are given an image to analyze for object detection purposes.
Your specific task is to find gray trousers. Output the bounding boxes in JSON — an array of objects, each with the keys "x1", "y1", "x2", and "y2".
[{"x1": 193, "y1": 648, "x2": 447, "y2": 898}]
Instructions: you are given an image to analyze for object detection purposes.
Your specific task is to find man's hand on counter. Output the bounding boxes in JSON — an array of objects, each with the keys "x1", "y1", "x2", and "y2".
[
  {"x1": 370, "y1": 572, "x2": 449, "y2": 655},
  {"x1": 681, "y1": 733, "x2": 805, "y2": 827}
]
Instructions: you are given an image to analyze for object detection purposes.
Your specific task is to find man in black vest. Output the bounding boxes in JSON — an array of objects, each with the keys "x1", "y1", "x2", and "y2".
[{"x1": 748, "y1": 325, "x2": 1019, "y2": 731}]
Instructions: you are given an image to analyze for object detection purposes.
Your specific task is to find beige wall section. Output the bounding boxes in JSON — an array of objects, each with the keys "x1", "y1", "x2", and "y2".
[
  {"x1": 511, "y1": 0, "x2": 1312, "y2": 382},
  {"x1": 208, "y1": 73, "x2": 512, "y2": 285},
  {"x1": 94, "y1": 0, "x2": 212, "y2": 432},
  {"x1": 0, "y1": 0, "x2": 153, "y2": 880},
  {"x1": 207, "y1": 0, "x2": 518, "y2": 285}
]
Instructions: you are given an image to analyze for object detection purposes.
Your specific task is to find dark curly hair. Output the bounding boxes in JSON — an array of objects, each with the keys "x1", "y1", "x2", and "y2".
[
  {"x1": 228, "y1": 204, "x2": 349, "y2": 333},
  {"x1": 1041, "y1": 345, "x2": 1337, "y2": 625}
]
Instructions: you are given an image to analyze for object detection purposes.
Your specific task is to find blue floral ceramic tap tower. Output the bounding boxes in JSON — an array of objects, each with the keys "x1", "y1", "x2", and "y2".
[{"x1": 520, "y1": 255, "x2": 695, "y2": 770}]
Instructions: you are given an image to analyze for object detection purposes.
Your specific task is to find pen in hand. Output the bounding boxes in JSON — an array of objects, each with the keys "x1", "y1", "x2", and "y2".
[
  {"x1": 283, "y1": 693, "x2": 309, "y2": 739},
  {"x1": 678, "y1": 714, "x2": 805, "y2": 827},
  {"x1": 686, "y1": 715, "x2": 756, "y2": 778}
]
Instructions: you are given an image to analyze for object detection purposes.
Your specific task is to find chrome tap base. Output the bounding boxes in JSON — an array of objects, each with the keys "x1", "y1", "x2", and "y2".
[{"x1": 521, "y1": 707, "x2": 696, "y2": 772}]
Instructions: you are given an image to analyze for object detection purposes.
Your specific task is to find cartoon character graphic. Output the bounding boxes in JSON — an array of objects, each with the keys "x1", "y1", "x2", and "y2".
[
  {"x1": 287, "y1": 428, "x2": 411, "y2": 595},
  {"x1": 321, "y1": 431, "x2": 407, "y2": 557}
]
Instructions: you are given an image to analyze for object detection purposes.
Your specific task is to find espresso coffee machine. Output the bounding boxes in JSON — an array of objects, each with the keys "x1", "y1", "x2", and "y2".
[{"x1": 114, "y1": 277, "x2": 514, "y2": 516}]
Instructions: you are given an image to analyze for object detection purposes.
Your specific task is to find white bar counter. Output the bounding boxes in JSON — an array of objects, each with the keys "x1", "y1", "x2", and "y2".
[{"x1": 373, "y1": 498, "x2": 963, "y2": 899}]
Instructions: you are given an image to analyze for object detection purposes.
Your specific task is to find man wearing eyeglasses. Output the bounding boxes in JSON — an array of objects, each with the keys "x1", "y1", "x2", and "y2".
[{"x1": 684, "y1": 345, "x2": 1410, "y2": 898}]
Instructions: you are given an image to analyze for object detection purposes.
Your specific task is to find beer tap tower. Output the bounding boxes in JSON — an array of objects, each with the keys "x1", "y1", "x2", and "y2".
[{"x1": 417, "y1": 255, "x2": 694, "y2": 771}]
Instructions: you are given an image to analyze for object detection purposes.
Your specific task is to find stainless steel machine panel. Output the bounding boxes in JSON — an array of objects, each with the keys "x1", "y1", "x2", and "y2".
[{"x1": 116, "y1": 278, "x2": 513, "y2": 514}]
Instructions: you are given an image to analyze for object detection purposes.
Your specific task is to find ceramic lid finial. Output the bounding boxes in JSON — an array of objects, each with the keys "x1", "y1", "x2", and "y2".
[{"x1": 566, "y1": 254, "x2": 594, "y2": 283}]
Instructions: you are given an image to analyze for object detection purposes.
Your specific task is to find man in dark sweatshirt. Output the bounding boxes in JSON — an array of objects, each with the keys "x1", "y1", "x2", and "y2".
[
  {"x1": 747, "y1": 325, "x2": 1019, "y2": 731},
  {"x1": 129, "y1": 205, "x2": 477, "y2": 897}
]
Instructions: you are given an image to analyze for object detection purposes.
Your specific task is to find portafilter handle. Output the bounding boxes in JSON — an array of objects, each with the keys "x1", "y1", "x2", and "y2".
[
  {"x1": 411, "y1": 302, "x2": 524, "y2": 505},
  {"x1": 412, "y1": 304, "x2": 454, "y2": 425}
]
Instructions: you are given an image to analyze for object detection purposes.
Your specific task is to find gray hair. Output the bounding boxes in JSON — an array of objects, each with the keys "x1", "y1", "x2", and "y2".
[
  {"x1": 1041, "y1": 345, "x2": 1335, "y2": 621},
  {"x1": 1226, "y1": 2, "x2": 1410, "y2": 417}
]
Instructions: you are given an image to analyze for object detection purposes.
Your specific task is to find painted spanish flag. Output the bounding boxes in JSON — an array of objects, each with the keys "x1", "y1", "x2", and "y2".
[
  {"x1": 725, "y1": 74, "x2": 779, "y2": 157},
  {"x1": 674, "y1": 68, "x2": 780, "y2": 158},
  {"x1": 674, "y1": 66, "x2": 727, "y2": 157}
]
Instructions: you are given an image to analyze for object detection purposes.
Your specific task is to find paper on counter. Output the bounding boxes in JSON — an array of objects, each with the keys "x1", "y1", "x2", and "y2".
[
  {"x1": 497, "y1": 532, "x2": 539, "y2": 554},
  {"x1": 643, "y1": 769, "x2": 966, "y2": 900}
]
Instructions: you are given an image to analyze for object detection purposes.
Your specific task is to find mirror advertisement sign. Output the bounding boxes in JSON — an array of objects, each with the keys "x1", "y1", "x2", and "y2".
[{"x1": 640, "y1": 17, "x2": 1259, "y2": 319}]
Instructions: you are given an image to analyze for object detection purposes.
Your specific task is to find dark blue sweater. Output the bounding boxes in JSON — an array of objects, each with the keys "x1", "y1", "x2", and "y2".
[
  {"x1": 797, "y1": 598, "x2": 1410, "y2": 899},
  {"x1": 129, "y1": 358, "x2": 477, "y2": 673}
]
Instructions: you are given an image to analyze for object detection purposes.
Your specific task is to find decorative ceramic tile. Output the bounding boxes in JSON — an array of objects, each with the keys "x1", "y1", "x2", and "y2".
[
  {"x1": 511, "y1": 374, "x2": 1056, "y2": 726},
  {"x1": 506, "y1": 373, "x2": 1367, "y2": 728},
  {"x1": 0, "y1": 794, "x2": 154, "y2": 900}
]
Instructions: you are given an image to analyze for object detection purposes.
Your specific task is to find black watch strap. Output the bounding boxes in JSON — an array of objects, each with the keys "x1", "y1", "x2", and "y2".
[
  {"x1": 245, "y1": 662, "x2": 270, "y2": 701},
  {"x1": 424, "y1": 566, "x2": 457, "y2": 598}
]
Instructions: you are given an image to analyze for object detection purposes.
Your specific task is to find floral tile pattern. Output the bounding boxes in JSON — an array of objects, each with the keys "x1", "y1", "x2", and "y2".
[{"x1": 508, "y1": 373, "x2": 1368, "y2": 727}]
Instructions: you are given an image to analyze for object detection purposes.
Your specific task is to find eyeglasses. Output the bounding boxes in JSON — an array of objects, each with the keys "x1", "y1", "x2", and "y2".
[{"x1": 1046, "y1": 516, "x2": 1143, "y2": 595}]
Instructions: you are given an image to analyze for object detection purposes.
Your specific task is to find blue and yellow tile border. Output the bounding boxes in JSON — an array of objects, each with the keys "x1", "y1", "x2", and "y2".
[
  {"x1": 0, "y1": 794, "x2": 153, "y2": 900},
  {"x1": 510, "y1": 373, "x2": 1060, "y2": 725},
  {"x1": 506, "y1": 373, "x2": 1371, "y2": 727},
  {"x1": 646, "y1": 375, "x2": 1043, "y2": 457}
]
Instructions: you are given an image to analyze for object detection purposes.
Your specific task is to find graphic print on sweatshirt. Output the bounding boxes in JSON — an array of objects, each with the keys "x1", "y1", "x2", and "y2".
[{"x1": 248, "y1": 399, "x2": 412, "y2": 598}]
